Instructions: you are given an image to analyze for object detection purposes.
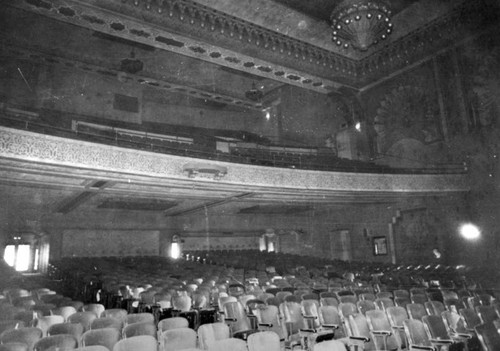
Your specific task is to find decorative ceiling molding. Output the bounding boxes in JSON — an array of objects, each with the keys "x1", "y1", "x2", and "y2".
[
  {"x1": 9, "y1": 0, "x2": 346, "y2": 93},
  {"x1": 10, "y1": 0, "x2": 498, "y2": 91}
]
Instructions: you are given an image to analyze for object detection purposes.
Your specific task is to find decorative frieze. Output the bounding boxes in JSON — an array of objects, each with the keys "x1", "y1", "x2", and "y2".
[{"x1": 0, "y1": 127, "x2": 470, "y2": 195}]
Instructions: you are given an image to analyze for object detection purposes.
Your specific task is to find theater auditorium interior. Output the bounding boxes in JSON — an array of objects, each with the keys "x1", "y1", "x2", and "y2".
[{"x1": 0, "y1": 0, "x2": 500, "y2": 350}]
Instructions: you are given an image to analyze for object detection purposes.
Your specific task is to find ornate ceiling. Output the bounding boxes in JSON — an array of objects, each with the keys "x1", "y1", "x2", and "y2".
[{"x1": 5, "y1": 0, "x2": 498, "y2": 106}]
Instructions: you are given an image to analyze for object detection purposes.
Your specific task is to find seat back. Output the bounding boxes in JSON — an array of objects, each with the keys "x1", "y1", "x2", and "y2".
[
  {"x1": 222, "y1": 301, "x2": 253, "y2": 335},
  {"x1": 459, "y1": 308, "x2": 482, "y2": 329},
  {"x1": 123, "y1": 321, "x2": 157, "y2": 339},
  {"x1": 51, "y1": 306, "x2": 77, "y2": 322},
  {"x1": 82, "y1": 327, "x2": 121, "y2": 351},
  {"x1": 475, "y1": 322, "x2": 500, "y2": 351},
  {"x1": 338, "y1": 295, "x2": 357, "y2": 304},
  {"x1": 319, "y1": 297, "x2": 338, "y2": 307},
  {"x1": 206, "y1": 337, "x2": 247, "y2": 351},
  {"x1": 358, "y1": 293, "x2": 376, "y2": 302},
  {"x1": 356, "y1": 300, "x2": 376, "y2": 315},
  {"x1": 0, "y1": 320, "x2": 25, "y2": 335},
  {"x1": 406, "y1": 303, "x2": 428, "y2": 321},
  {"x1": 0, "y1": 343, "x2": 29, "y2": 351},
  {"x1": 47, "y1": 322, "x2": 83, "y2": 341},
  {"x1": 411, "y1": 294, "x2": 428, "y2": 304},
  {"x1": 312, "y1": 339, "x2": 348, "y2": 351},
  {"x1": 197, "y1": 322, "x2": 230, "y2": 350},
  {"x1": 101, "y1": 309, "x2": 128, "y2": 322},
  {"x1": 403, "y1": 319, "x2": 433, "y2": 348},
  {"x1": 375, "y1": 298, "x2": 395, "y2": 310},
  {"x1": 171, "y1": 295, "x2": 192, "y2": 312},
  {"x1": 338, "y1": 302, "x2": 358, "y2": 321},
  {"x1": 160, "y1": 327, "x2": 197, "y2": 351},
  {"x1": 247, "y1": 331, "x2": 280, "y2": 351},
  {"x1": 112, "y1": 335, "x2": 157, "y2": 351},
  {"x1": 157, "y1": 317, "x2": 189, "y2": 333},
  {"x1": 280, "y1": 301, "x2": 306, "y2": 337},
  {"x1": 476, "y1": 305, "x2": 499, "y2": 324},
  {"x1": 347, "y1": 314, "x2": 375, "y2": 350},
  {"x1": 82, "y1": 304, "x2": 105, "y2": 318},
  {"x1": 125, "y1": 313, "x2": 154, "y2": 326},
  {"x1": 301, "y1": 300, "x2": 320, "y2": 329},
  {"x1": 0, "y1": 327, "x2": 43, "y2": 351},
  {"x1": 68, "y1": 312, "x2": 98, "y2": 332},
  {"x1": 424, "y1": 301, "x2": 445, "y2": 316},
  {"x1": 33, "y1": 334, "x2": 78, "y2": 351},
  {"x1": 366, "y1": 309, "x2": 399, "y2": 350},
  {"x1": 422, "y1": 314, "x2": 451, "y2": 340},
  {"x1": 254, "y1": 305, "x2": 284, "y2": 339},
  {"x1": 90, "y1": 317, "x2": 123, "y2": 331}
]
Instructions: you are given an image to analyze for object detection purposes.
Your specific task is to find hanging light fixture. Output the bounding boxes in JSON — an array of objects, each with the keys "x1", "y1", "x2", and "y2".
[
  {"x1": 331, "y1": 0, "x2": 393, "y2": 51},
  {"x1": 245, "y1": 82, "x2": 264, "y2": 102},
  {"x1": 120, "y1": 49, "x2": 144, "y2": 74}
]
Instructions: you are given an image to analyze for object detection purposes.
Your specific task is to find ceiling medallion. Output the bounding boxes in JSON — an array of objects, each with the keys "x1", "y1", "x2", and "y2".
[{"x1": 331, "y1": 0, "x2": 393, "y2": 51}]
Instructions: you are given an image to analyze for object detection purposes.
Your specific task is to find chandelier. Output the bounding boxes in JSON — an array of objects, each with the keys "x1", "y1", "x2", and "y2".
[{"x1": 331, "y1": 0, "x2": 393, "y2": 51}]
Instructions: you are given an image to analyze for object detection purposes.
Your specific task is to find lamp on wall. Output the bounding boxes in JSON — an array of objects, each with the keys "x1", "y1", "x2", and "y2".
[{"x1": 331, "y1": 0, "x2": 393, "y2": 51}]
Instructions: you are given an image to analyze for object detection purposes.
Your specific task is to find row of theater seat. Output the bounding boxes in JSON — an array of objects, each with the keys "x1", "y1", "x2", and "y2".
[{"x1": 4, "y1": 251, "x2": 500, "y2": 350}]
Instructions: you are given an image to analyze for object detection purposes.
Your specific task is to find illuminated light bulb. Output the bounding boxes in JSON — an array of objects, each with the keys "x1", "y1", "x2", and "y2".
[
  {"x1": 355, "y1": 122, "x2": 361, "y2": 131},
  {"x1": 459, "y1": 223, "x2": 480, "y2": 240}
]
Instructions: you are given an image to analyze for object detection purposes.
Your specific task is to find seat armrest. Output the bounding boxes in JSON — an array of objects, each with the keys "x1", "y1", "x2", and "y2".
[
  {"x1": 410, "y1": 345, "x2": 436, "y2": 350},
  {"x1": 372, "y1": 330, "x2": 392, "y2": 336},
  {"x1": 299, "y1": 328, "x2": 316, "y2": 333},
  {"x1": 258, "y1": 323, "x2": 273, "y2": 328},
  {"x1": 430, "y1": 338, "x2": 453, "y2": 345},
  {"x1": 349, "y1": 336, "x2": 370, "y2": 343},
  {"x1": 224, "y1": 317, "x2": 237, "y2": 322},
  {"x1": 452, "y1": 332, "x2": 472, "y2": 339},
  {"x1": 322, "y1": 324, "x2": 339, "y2": 329}
]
